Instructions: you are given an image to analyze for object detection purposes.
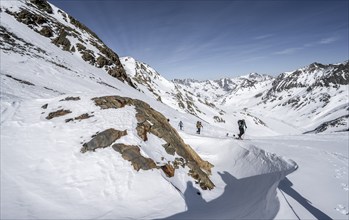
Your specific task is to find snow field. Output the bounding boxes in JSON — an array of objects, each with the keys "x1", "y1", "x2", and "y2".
[{"x1": 250, "y1": 134, "x2": 349, "y2": 219}]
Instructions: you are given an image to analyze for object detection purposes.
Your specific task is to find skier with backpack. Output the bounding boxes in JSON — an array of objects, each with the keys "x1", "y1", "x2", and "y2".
[
  {"x1": 196, "y1": 121, "x2": 203, "y2": 134},
  {"x1": 237, "y1": 119, "x2": 247, "y2": 139}
]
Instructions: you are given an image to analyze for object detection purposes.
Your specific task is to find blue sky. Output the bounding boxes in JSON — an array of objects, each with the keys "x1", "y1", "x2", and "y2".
[{"x1": 50, "y1": 0, "x2": 348, "y2": 80}]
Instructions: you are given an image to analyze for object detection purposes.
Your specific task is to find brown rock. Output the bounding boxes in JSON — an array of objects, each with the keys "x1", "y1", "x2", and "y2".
[
  {"x1": 81, "y1": 128, "x2": 127, "y2": 153},
  {"x1": 92, "y1": 96, "x2": 215, "y2": 190},
  {"x1": 161, "y1": 163, "x2": 175, "y2": 177},
  {"x1": 112, "y1": 144, "x2": 157, "y2": 171},
  {"x1": 46, "y1": 109, "x2": 71, "y2": 120},
  {"x1": 74, "y1": 113, "x2": 93, "y2": 121},
  {"x1": 60, "y1": 96, "x2": 80, "y2": 101}
]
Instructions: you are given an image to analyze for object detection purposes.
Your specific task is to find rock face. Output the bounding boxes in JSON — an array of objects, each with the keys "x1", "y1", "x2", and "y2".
[
  {"x1": 112, "y1": 144, "x2": 157, "y2": 171},
  {"x1": 160, "y1": 164, "x2": 175, "y2": 177},
  {"x1": 92, "y1": 95, "x2": 215, "y2": 190},
  {"x1": 81, "y1": 128, "x2": 127, "y2": 153},
  {"x1": 46, "y1": 109, "x2": 71, "y2": 120}
]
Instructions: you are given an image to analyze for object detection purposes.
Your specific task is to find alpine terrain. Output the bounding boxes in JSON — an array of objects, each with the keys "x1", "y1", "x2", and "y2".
[{"x1": 1, "y1": 0, "x2": 348, "y2": 219}]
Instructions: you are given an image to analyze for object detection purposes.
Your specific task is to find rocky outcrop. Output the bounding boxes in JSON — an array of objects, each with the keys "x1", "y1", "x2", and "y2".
[
  {"x1": 65, "y1": 113, "x2": 94, "y2": 123},
  {"x1": 160, "y1": 163, "x2": 175, "y2": 177},
  {"x1": 5, "y1": 74, "x2": 35, "y2": 86},
  {"x1": 80, "y1": 128, "x2": 127, "y2": 153},
  {"x1": 92, "y1": 95, "x2": 215, "y2": 190},
  {"x1": 52, "y1": 29, "x2": 71, "y2": 51},
  {"x1": 60, "y1": 96, "x2": 80, "y2": 101},
  {"x1": 29, "y1": 0, "x2": 53, "y2": 14},
  {"x1": 4, "y1": 1, "x2": 136, "y2": 89},
  {"x1": 46, "y1": 109, "x2": 71, "y2": 120},
  {"x1": 112, "y1": 144, "x2": 157, "y2": 171}
]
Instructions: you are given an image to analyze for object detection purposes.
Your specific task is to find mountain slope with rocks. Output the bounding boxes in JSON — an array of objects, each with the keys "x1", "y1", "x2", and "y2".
[{"x1": 1, "y1": 0, "x2": 347, "y2": 219}]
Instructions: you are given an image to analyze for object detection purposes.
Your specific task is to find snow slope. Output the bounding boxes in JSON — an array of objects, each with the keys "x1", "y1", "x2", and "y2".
[{"x1": 1, "y1": 0, "x2": 348, "y2": 219}]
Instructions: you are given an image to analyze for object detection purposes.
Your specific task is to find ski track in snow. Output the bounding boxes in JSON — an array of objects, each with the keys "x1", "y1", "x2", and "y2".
[
  {"x1": 0, "y1": 100, "x2": 20, "y2": 125},
  {"x1": 326, "y1": 151, "x2": 349, "y2": 216}
]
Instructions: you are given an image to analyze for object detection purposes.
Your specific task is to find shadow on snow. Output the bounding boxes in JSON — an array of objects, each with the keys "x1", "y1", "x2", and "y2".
[
  {"x1": 164, "y1": 170, "x2": 331, "y2": 219},
  {"x1": 164, "y1": 171, "x2": 284, "y2": 219},
  {"x1": 278, "y1": 177, "x2": 332, "y2": 220}
]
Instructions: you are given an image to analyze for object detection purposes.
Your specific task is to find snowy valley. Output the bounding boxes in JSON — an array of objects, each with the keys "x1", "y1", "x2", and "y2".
[{"x1": 1, "y1": 0, "x2": 348, "y2": 219}]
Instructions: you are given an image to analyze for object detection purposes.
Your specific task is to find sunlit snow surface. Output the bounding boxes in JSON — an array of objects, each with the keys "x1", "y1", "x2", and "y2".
[{"x1": 1, "y1": 0, "x2": 348, "y2": 219}]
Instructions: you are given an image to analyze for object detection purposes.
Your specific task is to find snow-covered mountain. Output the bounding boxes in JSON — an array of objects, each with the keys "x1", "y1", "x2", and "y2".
[
  {"x1": 120, "y1": 57, "x2": 226, "y2": 122},
  {"x1": 1, "y1": 0, "x2": 348, "y2": 219},
  {"x1": 1, "y1": 0, "x2": 135, "y2": 88},
  {"x1": 125, "y1": 56, "x2": 348, "y2": 134}
]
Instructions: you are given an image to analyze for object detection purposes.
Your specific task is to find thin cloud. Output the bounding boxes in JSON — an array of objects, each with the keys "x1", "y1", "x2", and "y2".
[
  {"x1": 254, "y1": 34, "x2": 273, "y2": 40},
  {"x1": 274, "y1": 47, "x2": 302, "y2": 55},
  {"x1": 240, "y1": 56, "x2": 266, "y2": 63},
  {"x1": 319, "y1": 37, "x2": 338, "y2": 44},
  {"x1": 305, "y1": 36, "x2": 339, "y2": 47},
  {"x1": 275, "y1": 35, "x2": 339, "y2": 56}
]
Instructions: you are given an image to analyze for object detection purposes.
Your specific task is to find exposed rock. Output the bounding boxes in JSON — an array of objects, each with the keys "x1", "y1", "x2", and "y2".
[
  {"x1": 163, "y1": 143, "x2": 176, "y2": 155},
  {"x1": 41, "y1": 103, "x2": 48, "y2": 109},
  {"x1": 69, "y1": 15, "x2": 101, "y2": 42},
  {"x1": 161, "y1": 163, "x2": 175, "y2": 177},
  {"x1": 112, "y1": 143, "x2": 157, "y2": 171},
  {"x1": 65, "y1": 118, "x2": 74, "y2": 123},
  {"x1": 5, "y1": 74, "x2": 35, "y2": 86},
  {"x1": 304, "y1": 115, "x2": 349, "y2": 134},
  {"x1": 46, "y1": 109, "x2": 71, "y2": 120},
  {"x1": 92, "y1": 95, "x2": 215, "y2": 190},
  {"x1": 74, "y1": 113, "x2": 94, "y2": 120},
  {"x1": 81, "y1": 50, "x2": 95, "y2": 64},
  {"x1": 29, "y1": 0, "x2": 53, "y2": 14},
  {"x1": 96, "y1": 55, "x2": 111, "y2": 68},
  {"x1": 60, "y1": 96, "x2": 80, "y2": 101},
  {"x1": 16, "y1": 9, "x2": 46, "y2": 26},
  {"x1": 52, "y1": 29, "x2": 71, "y2": 51},
  {"x1": 108, "y1": 66, "x2": 124, "y2": 78},
  {"x1": 81, "y1": 128, "x2": 127, "y2": 153},
  {"x1": 5, "y1": 2, "x2": 136, "y2": 89},
  {"x1": 136, "y1": 120, "x2": 152, "y2": 141},
  {"x1": 39, "y1": 26, "x2": 53, "y2": 37},
  {"x1": 65, "y1": 113, "x2": 94, "y2": 123},
  {"x1": 213, "y1": 116, "x2": 225, "y2": 123},
  {"x1": 173, "y1": 157, "x2": 186, "y2": 169},
  {"x1": 76, "y1": 43, "x2": 86, "y2": 51}
]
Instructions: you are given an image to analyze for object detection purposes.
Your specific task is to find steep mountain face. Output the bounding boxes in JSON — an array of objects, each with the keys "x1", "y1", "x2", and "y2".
[
  {"x1": 1, "y1": 0, "x2": 135, "y2": 88},
  {"x1": 0, "y1": 0, "x2": 215, "y2": 194},
  {"x1": 269, "y1": 62, "x2": 349, "y2": 92},
  {"x1": 259, "y1": 61, "x2": 349, "y2": 132},
  {"x1": 121, "y1": 57, "x2": 226, "y2": 122}
]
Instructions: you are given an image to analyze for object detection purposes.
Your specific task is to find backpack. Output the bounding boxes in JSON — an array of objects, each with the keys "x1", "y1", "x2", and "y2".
[{"x1": 238, "y1": 120, "x2": 244, "y2": 127}]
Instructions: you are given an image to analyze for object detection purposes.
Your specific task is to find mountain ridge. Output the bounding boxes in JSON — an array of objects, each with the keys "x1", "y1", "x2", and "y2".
[{"x1": 123, "y1": 56, "x2": 348, "y2": 134}]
